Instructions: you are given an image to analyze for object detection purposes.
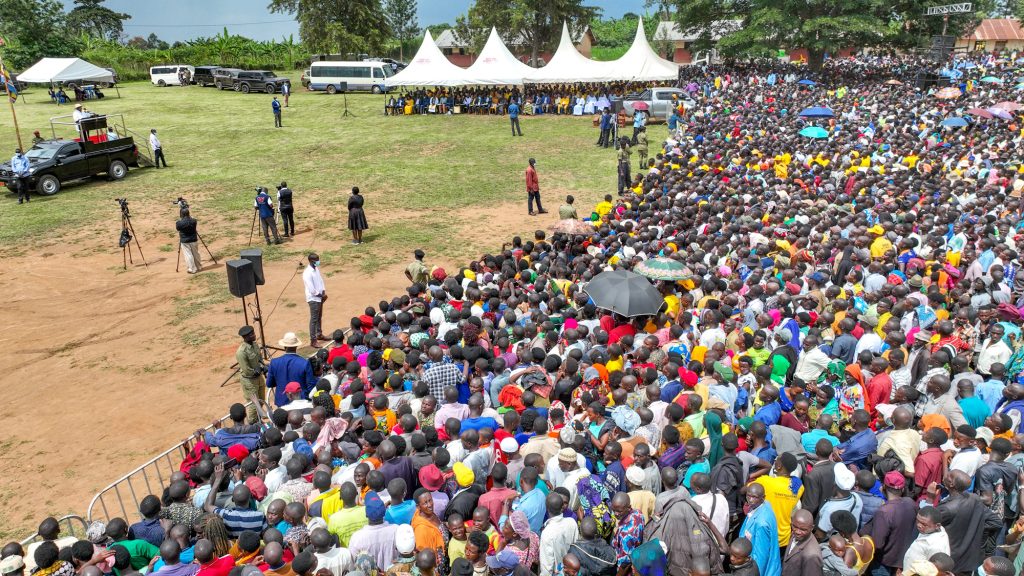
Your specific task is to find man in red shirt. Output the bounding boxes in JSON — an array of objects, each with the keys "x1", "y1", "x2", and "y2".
[
  {"x1": 194, "y1": 540, "x2": 235, "y2": 576},
  {"x1": 326, "y1": 329, "x2": 353, "y2": 365},
  {"x1": 913, "y1": 427, "x2": 948, "y2": 501},
  {"x1": 864, "y1": 356, "x2": 893, "y2": 422},
  {"x1": 526, "y1": 158, "x2": 546, "y2": 216}
]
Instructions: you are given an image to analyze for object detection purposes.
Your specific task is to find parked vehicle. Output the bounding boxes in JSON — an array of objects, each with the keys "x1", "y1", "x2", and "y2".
[
  {"x1": 213, "y1": 68, "x2": 242, "y2": 90},
  {"x1": 0, "y1": 135, "x2": 138, "y2": 195},
  {"x1": 622, "y1": 87, "x2": 694, "y2": 119},
  {"x1": 233, "y1": 70, "x2": 289, "y2": 94},
  {"x1": 363, "y1": 57, "x2": 407, "y2": 73},
  {"x1": 192, "y1": 65, "x2": 222, "y2": 87},
  {"x1": 308, "y1": 61, "x2": 391, "y2": 94},
  {"x1": 150, "y1": 65, "x2": 195, "y2": 87},
  {"x1": 62, "y1": 68, "x2": 117, "y2": 90},
  {"x1": 301, "y1": 69, "x2": 310, "y2": 88}
]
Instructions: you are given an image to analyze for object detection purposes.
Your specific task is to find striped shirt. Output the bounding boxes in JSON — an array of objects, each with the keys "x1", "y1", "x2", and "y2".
[{"x1": 214, "y1": 506, "x2": 267, "y2": 538}]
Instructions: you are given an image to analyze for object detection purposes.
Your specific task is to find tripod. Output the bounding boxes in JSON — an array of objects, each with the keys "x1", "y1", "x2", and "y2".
[
  {"x1": 247, "y1": 285, "x2": 283, "y2": 360},
  {"x1": 118, "y1": 199, "x2": 147, "y2": 270},
  {"x1": 342, "y1": 92, "x2": 355, "y2": 118},
  {"x1": 175, "y1": 232, "x2": 219, "y2": 272}
]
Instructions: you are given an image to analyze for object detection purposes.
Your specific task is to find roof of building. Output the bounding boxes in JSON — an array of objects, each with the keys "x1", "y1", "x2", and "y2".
[
  {"x1": 435, "y1": 26, "x2": 593, "y2": 49},
  {"x1": 965, "y1": 18, "x2": 1024, "y2": 41},
  {"x1": 653, "y1": 20, "x2": 741, "y2": 42}
]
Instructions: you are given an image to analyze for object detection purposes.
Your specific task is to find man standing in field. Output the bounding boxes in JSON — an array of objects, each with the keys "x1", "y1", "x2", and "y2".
[
  {"x1": 282, "y1": 81, "x2": 290, "y2": 107},
  {"x1": 303, "y1": 253, "x2": 327, "y2": 347},
  {"x1": 254, "y1": 187, "x2": 282, "y2": 245},
  {"x1": 509, "y1": 99, "x2": 522, "y2": 136},
  {"x1": 10, "y1": 148, "x2": 29, "y2": 204},
  {"x1": 236, "y1": 325, "x2": 265, "y2": 423},
  {"x1": 526, "y1": 158, "x2": 546, "y2": 216},
  {"x1": 272, "y1": 96, "x2": 282, "y2": 127},
  {"x1": 175, "y1": 207, "x2": 201, "y2": 274},
  {"x1": 149, "y1": 129, "x2": 167, "y2": 168}
]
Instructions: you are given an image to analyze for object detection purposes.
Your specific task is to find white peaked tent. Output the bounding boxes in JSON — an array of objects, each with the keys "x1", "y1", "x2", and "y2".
[
  {"x1": 464, "y1": 28, "x2": 536, "y2": 85},
  {"x1": 17, "y1": 57, "x2": 115, "y2": 84},
  {"x1": 385, "y1": 30, "x2": 471, "y2": 87},
  {"x1": 525, "y1": 22, "x2": 615, "y2": 83},
  {"x1": 604, "y1": 18, "x2": 679, "y2": 81}
]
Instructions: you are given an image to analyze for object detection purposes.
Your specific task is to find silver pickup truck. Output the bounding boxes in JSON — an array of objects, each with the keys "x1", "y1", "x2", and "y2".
[{"x1": 622, "y1": 87, "x2": 695, "y2": 119}]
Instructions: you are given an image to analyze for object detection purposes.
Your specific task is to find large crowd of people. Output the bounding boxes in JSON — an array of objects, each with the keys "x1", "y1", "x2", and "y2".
[{"x1": 10, "y1": 50, "x2": 1024, "y2": 576}]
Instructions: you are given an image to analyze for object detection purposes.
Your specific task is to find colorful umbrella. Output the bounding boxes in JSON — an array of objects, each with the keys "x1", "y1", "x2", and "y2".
[
  {"x1": 987, "y1": 107, "x2": 1014, "y2": 120},
  {"x1": 797, "y1": 79, "x2": 816, "y2": 86},
  {"x1": 798, "y1": 106, "x2": 834, "y2": 118},
  {"x1": 966, "y1": 108, "x2": 994, "y2": 119},
  {"x1": 935, "y1": 87, "x2": 961, "y2": 99},
  {"x1": 550, "y1": 219, "x2": 595, "y2": 235},
  {"x1": 584, "y1": 269, "x2": 665, "y2": 317},
  {"x1": 980, "y1": 76, "x2": 1003, "y2": 83},
  {"x1": 633, "y1": 257, "x2": 689, "y2": 281},
  {"x1": 884, "y1": 79, "x2": 903, "y2": 85},
  {"x1": 631, "y1": 101, "x2": 650, "y2": 111},
  {"x1": 799, "y1": 126, "x2": 829, "y2": 139},
  {"x1": 993, "y1": 101, "x2": 1023, "y2": 111},
  {"x1": 940, "y1": 117, "x2": 969, "y2": 127}
]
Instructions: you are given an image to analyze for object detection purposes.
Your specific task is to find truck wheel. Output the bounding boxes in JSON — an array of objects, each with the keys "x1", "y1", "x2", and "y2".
[
  {"x1": 109, "y1": 160, "x2": 128, "y2": 180},
  {"x1": 265, "y1": 84, "x2": 276, "y2": 94},
  {"x1": 372, "y1": 85, "x2": 382, "y2": 94},
  {"x1": 326, "y1": 84, "x2": 337, "y2": 95},
  {"x1": 240, "y1": 83, "x2": 250, "y2": 94},
  {"x1": 157, "y1": 79, "x2": 166, "y2": 87},
  {"x1": 215, "y1": 81, "x2": 223, "y2": 90},
  {"x1": 37, "y1": 174, "x2": 60, "y2": 195}
]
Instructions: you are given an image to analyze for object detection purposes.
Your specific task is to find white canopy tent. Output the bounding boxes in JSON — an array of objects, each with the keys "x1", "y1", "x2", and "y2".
[
  {"x1": 524, "y1": 22, "x2": 616, "y2": 83},
  {"x1": 385, "y1": 30, "x2": 471, "y2": 87},
  {"x1": 17, "y1": 57, "x2": 115, "y2": 85},
  {"x1": 463, "y1": 28, "x2": 536, "y2": 85},
  {"x1": 603, "y1": 18, "x2": 679, "y2": 81}
]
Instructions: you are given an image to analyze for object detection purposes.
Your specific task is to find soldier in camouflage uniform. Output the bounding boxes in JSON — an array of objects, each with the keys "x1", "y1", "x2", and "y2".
[{"x1": 236, "y1": 325, "x2": 265, "y2": 423}]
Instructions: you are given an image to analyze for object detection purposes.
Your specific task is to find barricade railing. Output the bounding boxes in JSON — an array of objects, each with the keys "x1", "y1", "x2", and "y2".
[
  {"x1": 20, "y1": 514, "x2": 89, "y2": 546},
  {"x1": 86, "y1": 402, "x2": 254, "y2": 524}
]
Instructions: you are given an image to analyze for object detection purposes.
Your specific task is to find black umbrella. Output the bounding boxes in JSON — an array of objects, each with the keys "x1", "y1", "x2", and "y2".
[{"x1": 583, "y1": 269, "x2": 664, "y2": 318}]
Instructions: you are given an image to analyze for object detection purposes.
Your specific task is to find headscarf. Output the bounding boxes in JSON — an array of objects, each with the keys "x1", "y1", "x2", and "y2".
[
  {"x1": 820, "y1": 359, "x2": 846, "y2": 383},
  {"x1": 506, "y1": 510, "x2": 540, "y2": 568}
]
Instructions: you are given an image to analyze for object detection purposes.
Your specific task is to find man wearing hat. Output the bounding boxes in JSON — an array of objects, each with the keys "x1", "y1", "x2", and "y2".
[
  {"x1": 235, "y1": 326, "x2": 265, "y2": 424},
  {"x1": 348, "y1": 492, "x2": 398, "y2": 570},
  {"x1": 0, "y1": 556, "x2": 24, "y2": 576},
  {"x1": 486, "y1": 549, "x2": 522, "y2": 576},
  {"x1": 556, "y1": 448, "x2": 590, "y2": 507},
  {"x1": 10, "y1": 148, "x2": 29, "y2": 204},
  {"x1": 265, "y1": 332, "x2": 316, "y2": 406}
]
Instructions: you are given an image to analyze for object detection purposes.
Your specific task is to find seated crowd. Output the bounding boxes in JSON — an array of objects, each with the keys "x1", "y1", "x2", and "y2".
[{"x1": 9, "y1": 51, "x2": 1024, "y2": 576}]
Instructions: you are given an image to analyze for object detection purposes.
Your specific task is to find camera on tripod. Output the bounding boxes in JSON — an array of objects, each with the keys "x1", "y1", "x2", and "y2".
[{"x1": 172, "y1": 196, "x2": 189, "y2": 210}]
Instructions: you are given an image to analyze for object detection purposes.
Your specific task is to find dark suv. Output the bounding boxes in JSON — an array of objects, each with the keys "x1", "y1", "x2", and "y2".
[
  {"x1": 193, "y1": 65, "x2": 221, "y2": 87},
  {"x1": 213, "y1": 68, "x2": 241, "y2": 90},
  {"x1": 0, "y1": 136, "x2": 138, "y2": 195},
  {"x1": 234, "y1": 70, "x2": 289, "y2": 94}
]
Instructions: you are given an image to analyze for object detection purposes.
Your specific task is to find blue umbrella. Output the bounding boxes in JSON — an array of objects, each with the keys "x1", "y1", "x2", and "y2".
[
  {"x1": 799, "y1": 106, "x2": 834, "y2": 118},
  {"x1": 799, "y1": 126, "x2": 829, "y2": 139},
  {"x1": 797, "y1": 79, "x2": 816, "y2": 86},
  {"x1": 940, "y1": 117, "x2": 969, "y2": 127},
  {"x1": 980, "y1": 76, "x2": 1003, "y2": 83}
]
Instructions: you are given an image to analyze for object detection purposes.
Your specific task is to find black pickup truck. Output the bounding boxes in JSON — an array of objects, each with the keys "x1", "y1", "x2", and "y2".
[{"x1": 0, "y1": 136, "x2": 138, "y2": 195}]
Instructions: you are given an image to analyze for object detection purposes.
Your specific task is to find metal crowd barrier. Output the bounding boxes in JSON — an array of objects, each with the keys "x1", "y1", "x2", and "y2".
[
  {"x1": 19, "y1": 514, "x2": 89, "y2": 546},
  {"x1": 86, "y1": 401, "x2": 254, "y2": 524}
]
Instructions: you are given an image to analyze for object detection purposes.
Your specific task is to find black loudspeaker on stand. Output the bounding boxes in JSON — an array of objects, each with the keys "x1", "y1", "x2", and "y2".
[{"x1": 226, "y1": 250, "x2": 279, "y2": 359}]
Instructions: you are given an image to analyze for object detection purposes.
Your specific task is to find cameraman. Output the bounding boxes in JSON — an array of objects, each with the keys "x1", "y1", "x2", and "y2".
[
  {"x1": 254, "y1": 187, "x2": 282, "y2": 245},
  {"x1": 176, "y1": 206, "x2": 202, "y2": 273},
  {"x1": 236, "y1": 325, "x2": 265, "y2": 424},
  {"x1": 277, "y1": 181, "x2": 294, "y2": 237}
]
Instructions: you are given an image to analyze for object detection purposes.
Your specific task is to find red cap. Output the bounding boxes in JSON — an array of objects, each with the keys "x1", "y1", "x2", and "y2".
[
  {"x1": 419, "y1": 464, "x2": 444, "y2": 491},
  {"x1": 285, "y1": 381, "x2": 302, "y2": 394},
  {"x1": 227, "y1": 444, "x2": 250, "y2": 462},
  {"x1": 678, "y1": 368, "x2": 698, "y2": 387}
]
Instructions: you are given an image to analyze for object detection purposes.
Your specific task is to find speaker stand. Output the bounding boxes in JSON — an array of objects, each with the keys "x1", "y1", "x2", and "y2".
[{"x1": 251, "y1": 285, "x2": 284, "y2": 360}]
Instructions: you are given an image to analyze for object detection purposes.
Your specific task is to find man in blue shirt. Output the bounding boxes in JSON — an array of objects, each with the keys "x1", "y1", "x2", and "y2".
[
  {"x1": 272, "y1": 96, "x2": 282, "y2": 127},
  {"x1": 10, "y1": 148, "x2": 30, "y2": 204},
  {"x1": 836, "y1": 410, "x2": 878, "y2": 469},
  {"x1": 740, "y1": 483, "x2": 781, "y2": 576},
  {"x1": 254, "y1": 187, "x2": 282, "y2": 245},
  {"x1": 598, "y1": 107, "x2": 614, "y2": 148},
  {"x1": 266, "y1": 332, "x2": 316, "y2": 406},
  {"x1": 508, "y1": 101, "x2": 522, "y2": 136},
  {"x1": 508, "y1": 467, "x2": 545, "y2": 532}
]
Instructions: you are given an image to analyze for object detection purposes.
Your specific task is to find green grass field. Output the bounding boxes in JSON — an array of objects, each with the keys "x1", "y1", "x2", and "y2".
[{"x1": 0, "y1": 75, "x2": 620, "y2": 268}]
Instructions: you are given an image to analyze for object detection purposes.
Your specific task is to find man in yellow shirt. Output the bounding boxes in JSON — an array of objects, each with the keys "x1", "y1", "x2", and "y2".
[
  {"x1": 868, "y1": 225, "x2": 892, "y2": 259},
  {"x1": 594, "y1": 194, "x2": 614, "y2": 220},
  {"x1": 326, "y1": 483, "x2": 367, "y2": 546},
  {"x1": 751, "y1": 452, "x2": 804, "y2": 547}
]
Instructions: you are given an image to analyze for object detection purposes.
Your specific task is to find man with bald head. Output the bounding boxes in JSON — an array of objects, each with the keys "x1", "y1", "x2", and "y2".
[
  {"x1": 261, "y1": 542, "x2": 293, "y2": 576},
  {"x1": 928, "y1": 469, "x2": 1001, "y2": 575},
  {"x1": 309, "y1": 528, "x2": 353, "y2": 576},
  {"x1": 610, "y1": 492, "x2": 644, "y2": 576},
  {"x1": 567, "y1": 517, "x2": 617, "y2": 576},
  {"x1": 377, "y1": 439, "x2": 416, "y2": 493},
  {"x1": 423, "y1": 347, "x2": 463, "y2": 401},
  {"x1": 193, "y1": 539, "x2": 234, "y2": 576},
  {"x1": 539, "y1": 492, "x2": 579, "y2": 576},
  {"x1": 917, "y1": 375, "x2": 967, "y2": 429},
  {"x1": 781, "y1": 509, "x2": 820, "y2": 576},
  {"x1": 875, "y1": 406, "x2": 921, "y2": 474},
  {"x1": 155, "y1": 541, "x2": 198, "y2": 576},
  {"x1": 204, "y1": 463, "x2": 267, "y2": 537}
]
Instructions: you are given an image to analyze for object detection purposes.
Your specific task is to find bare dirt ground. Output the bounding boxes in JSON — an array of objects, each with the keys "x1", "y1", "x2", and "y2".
[{"x1": 0, "y1": 197, "x2": 563, "y2": 539}]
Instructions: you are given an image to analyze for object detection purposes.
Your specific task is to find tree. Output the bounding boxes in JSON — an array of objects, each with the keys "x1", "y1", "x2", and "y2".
[
  {"x1": 644, "y1": 0, "x2": 673, "y2": 20},
  {"x1": 268, "y1": 0, "x2": 390, "y2": 57},
  {"x1": 0, "y1": 0, "x2": 83, "y2": 69},
  {"x1": 384, "y1": 0, "x2": 419, "y2": 61},
  {"x1": 66, "y1": 0, "x2": 130, "y2": 41},
  {"x1": 455, "y1": 0, "x2": 599, "y2": 65},
  {"x1": 674, "y1": 0, "x2": 987, "y2": 70},
  {"x1": 146, "y1": 33, "x2": 169, "y2": 50}
]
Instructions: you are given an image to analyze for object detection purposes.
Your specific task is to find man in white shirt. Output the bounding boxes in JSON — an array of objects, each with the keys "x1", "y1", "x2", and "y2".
[
  {"x1": 538, "y1": 492, "x2": 579, "y2": 576},
  {"x1": 977, "y1": 325, "x2": 1012, "y2": 376},
  {"x1": 794, "y1": 335, "x2": 830, "y2": 384},
  {"x1": 149, "y1": 128, "x2": 167, "y2": 168},
  {"x1": 310, "y1": 527, "x2": 353, "y2": 576},
  {"x1": 902, "y1": 507, "x2": 950, "y2": 574},
  {"x1": 303, "y1": 253, "x2": 327, "y2": 348}
]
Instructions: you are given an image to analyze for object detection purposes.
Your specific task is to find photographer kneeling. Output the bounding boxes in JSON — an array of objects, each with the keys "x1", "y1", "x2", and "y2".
[{"x1": 176, "y1": 207, "x2": 201, "y2": 274}]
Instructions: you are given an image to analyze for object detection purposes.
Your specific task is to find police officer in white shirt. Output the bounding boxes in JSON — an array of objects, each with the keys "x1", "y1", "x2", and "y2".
[
  {"x1": 149, "y1": 128, "x2": 167, "y2": 168},
  {"x1": 303, "y1": 253, "x2": 327, "y2": 347}
]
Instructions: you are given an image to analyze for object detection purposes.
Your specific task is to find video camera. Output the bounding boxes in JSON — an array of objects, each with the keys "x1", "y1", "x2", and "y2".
[
  {"x1": 115, "y1": 197, "x2": 130, "y2": 215},
  {"x1": 172, "y1": 196, "x2": 189, "y2": 210}
]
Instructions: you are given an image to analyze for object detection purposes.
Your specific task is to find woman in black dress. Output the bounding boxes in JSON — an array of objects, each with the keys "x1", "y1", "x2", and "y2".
[{"x1": 347, "y1": 186, "x2": 368, "y2": 244}]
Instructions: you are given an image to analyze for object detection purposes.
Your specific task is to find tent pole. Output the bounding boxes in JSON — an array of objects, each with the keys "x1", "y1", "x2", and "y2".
[{"x1": 0, "y1": 52, "x2": 24, "y2": 150}]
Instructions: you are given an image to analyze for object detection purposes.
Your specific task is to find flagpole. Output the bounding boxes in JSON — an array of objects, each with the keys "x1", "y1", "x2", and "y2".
[{"x1": 0, "y1": 51, "x2": 23, "y2": 151}]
